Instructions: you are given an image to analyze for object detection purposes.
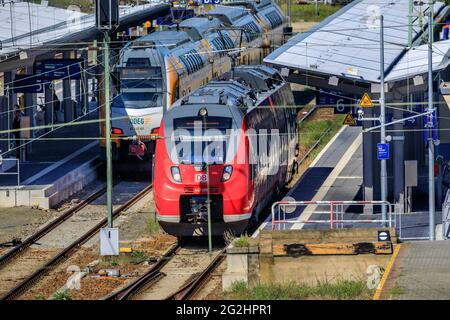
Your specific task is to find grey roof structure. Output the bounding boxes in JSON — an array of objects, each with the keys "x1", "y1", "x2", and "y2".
[
  {"x1": 264, "y1": 0, "x2": 450, "y2": 84},
  {"x1": 386, "y1": 40, "x2": 450, "y2": 82},
  {"x1": 0, "y1": 1, "x2": 169, "y2": 59}
]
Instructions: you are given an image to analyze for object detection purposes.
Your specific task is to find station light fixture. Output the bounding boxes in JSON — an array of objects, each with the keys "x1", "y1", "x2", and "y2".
[
  {"x1": 198, "y1": 108, "x2": 208, "y2": 117},
  {"x1": 413, "y1": 75, "x2": 424, "y2": 86},
  {"x1": 328, "y1": 76, "x2": 339, "y2": 86}
]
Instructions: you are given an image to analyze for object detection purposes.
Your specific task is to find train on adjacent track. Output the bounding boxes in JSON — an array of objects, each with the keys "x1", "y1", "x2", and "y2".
[
  {"x1": 101, "y1": 0, "x2": 287, "y2": 163},
  {"x1": 153, "y1": 65, "x2": 299, "y2": 236}
]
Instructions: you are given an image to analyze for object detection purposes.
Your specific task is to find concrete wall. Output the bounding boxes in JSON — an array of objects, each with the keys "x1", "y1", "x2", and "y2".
[
  {"x1": 260, "y1": 253, "x2": 390, "y2": 286},
  {"x1": 0, "y1": 158, "x2": 99, "y2": 209},
  {"x1": 223, "y1": 228, "x2": 396, "y2": 290}
]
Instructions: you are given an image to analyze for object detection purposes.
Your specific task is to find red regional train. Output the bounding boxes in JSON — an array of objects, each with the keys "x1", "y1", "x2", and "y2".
[{"x1": 153, "y1": 65, "x2": 299, "y2": 236}]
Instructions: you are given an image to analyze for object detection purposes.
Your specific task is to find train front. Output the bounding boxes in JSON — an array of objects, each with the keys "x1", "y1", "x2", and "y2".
[{"x1": 153, "y1": 104, "x2": 253, "y2": 237}]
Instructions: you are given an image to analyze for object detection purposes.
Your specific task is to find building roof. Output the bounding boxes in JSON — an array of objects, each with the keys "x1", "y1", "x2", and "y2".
[{"x1": 264, "y1": 0, "x2": 448, "y2": 84}]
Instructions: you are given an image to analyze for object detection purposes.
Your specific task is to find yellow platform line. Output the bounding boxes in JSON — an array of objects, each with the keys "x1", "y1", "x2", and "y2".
[{"x1": 373, "y1": 244, "x2": 402, "y2": 300}]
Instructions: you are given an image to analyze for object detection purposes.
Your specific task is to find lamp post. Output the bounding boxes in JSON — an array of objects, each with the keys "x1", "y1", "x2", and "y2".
[
  {"x1": 379, "y1": 15, "x2": 388, "y2": 224},
  {"x1": 427, "y1": 2, "x2": 435, "y2": 240}
]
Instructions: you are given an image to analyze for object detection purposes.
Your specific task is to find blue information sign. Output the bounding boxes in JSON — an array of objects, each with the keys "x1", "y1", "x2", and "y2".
[
  {"x1": 34, "y1": 59, "x2": 83, "y2": 80},
  {"x1": 202, "y1": 0, "x2": 220, "y2": 4},
  {"x1": 377, "y1": 143, "x2": 389, "y2": 160},
  {"x1": 156, "y1": 9, "x2": 195, "y2": 25},
  {"x1": 424, "y1": 110, "x2": 438, "y2": 142},
  {"x1": 12, "y1": 75, "x2": 43, "y2": 93},
  {"x1": 316, "y1": 90, "x2": 355, "y2": 114}
]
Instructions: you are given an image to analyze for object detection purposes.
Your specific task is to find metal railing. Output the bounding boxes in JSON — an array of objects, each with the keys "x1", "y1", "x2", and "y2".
[
  {"x1": 442, "y1": 190, "x2": 450, "y2": 240},
  {"x1": 0, "y1": 158, "x2": 20, "y2": 187},
  {"x1": 271, "y1": 200, "x2": 395, "y2": 230}
]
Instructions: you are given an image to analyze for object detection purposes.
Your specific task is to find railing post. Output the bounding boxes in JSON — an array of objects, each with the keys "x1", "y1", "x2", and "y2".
[
  {"x1": 271, "y1": 203, "x2": 275, "y2": 230},
  {"x1": 330, "y1": 202, "x2": 334, "y2": 229},
  {"x1": 17, "y1": 159, "x2": 20, "y2": 187}
]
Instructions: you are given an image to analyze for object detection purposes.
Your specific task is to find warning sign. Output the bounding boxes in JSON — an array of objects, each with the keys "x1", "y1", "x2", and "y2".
[
  {"x1": 359, "y1": 93, "x2": 373, "y2": 108},
  {"x1": 343, "y1": 113, "x2": 357, "y2": 126}
]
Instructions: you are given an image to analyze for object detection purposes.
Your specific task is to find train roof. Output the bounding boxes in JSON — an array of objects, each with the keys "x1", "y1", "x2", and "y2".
[
  {"x1": 179, "y1": 17, "x2": 222, "y2": 40},
  {"x1": 134, "y1": 30, "x2": 191, "y2": 47},
  {"x1": 204, "y1": 6, "x2": 250, "y2": 25},
  {"x1": 174, "y1": 65, "x2": 285, "y2": 114},
  {"x1": 225, "y1": 0, "x2": 274, "y2": 12}
]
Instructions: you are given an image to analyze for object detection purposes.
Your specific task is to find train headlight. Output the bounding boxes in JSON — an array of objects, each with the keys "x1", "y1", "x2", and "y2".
[
  {"x1": 171, "y1": 166, "x2": 182, "y2": 182},
  {"x1": 221, "y1": 165, "x2": 233, "y2": 182},
  {"x1": 198, "y1": 108, "x2": 208, "y2": 117}
]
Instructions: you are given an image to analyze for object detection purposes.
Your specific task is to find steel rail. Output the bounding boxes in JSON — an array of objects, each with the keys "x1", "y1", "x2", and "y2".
[
  {"x1": 165, "y1": 249, "x2": 226, "y2": 300},
  {"x1": 104, "y1": 243, "x2": 180, "y2": 300},
  {"x1": 1, "y1": 183, "x2": 152, "y2": 300},
  {"x1": 0, "y1": 180, "x2": 117, "y2": 269}
]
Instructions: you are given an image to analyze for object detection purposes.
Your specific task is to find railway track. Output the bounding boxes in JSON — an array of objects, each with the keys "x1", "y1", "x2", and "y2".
[
  {"x1": 0, "y1": 181, "x2": 152, "y2": 300},
  {"x1": 165, "y1": 249, "x2": 225, "y2": 300},
  {"x1": 104, "y1": 244, "x2": 225, "y2": 301}
]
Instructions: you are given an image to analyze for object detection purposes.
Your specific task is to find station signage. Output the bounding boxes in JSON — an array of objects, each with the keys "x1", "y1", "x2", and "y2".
[
  {"x1": 424, "y1": 109, "x2": 438, "y2": 142},
  {"x1": 316, "y1": 89, "x2": 355, "y2": 114},
  {"x1": 359, "y1": 93, "x2": 373, "y2": 108},
  {"x1": 377, "y1": 143, "x2": 389, "y2": 160},
  {"x1": 34, "y1": 59, "x2": 83, "y2": 80},
  {"x1": 156, "y1": 9, "x2": 195, "y2": 26},
  {"x1": 202, "y1": 0, "x2": 220, "y2": 4},
  {"x1": 377, "y1": 230, "x2": 391, "y2": 241},
  {"x1": 12, "y1": 75, "x2": 43, "y2": 93}
]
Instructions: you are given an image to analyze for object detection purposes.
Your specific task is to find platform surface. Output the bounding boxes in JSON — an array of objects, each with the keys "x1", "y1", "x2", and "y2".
[
  {"x1": 258, "y1": 125, "x2": 440, "y2": 240},
  {"x1": 382, "y1": 241, "x2": 450, "y2": 300},
  {"x1": 0, "y1": 110, "x2": 99, "y2": 187}
]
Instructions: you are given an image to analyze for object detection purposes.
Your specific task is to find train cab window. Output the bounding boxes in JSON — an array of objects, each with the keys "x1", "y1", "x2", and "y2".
[
  {"x1": 114, "y1": 92, "x2": 162, "y2": 109},
  {"x1": 126, "y1": 58, "x2": 151, "y2": 67},
  {"x1": 173, "y1": 116, "x2": 233, "y2": 164}
]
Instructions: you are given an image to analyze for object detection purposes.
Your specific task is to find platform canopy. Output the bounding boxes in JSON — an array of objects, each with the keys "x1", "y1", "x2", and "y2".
[
  {"x1": 0, "y1": 1, "x2": 169, "y2": 60},
  {"x1": 264, "y1": 0, "x2": 448, "y2": 84},
  {"x1": 386, "y1": 40, "x2": 450, "y2": 82}
]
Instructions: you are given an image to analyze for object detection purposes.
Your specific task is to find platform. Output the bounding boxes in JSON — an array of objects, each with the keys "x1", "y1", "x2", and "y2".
[
  {"x1": 257, "y1": 125, "x2": 442, "y2": 240},
  {"x1": 0, "y1": 111, "x2": 100, "y2": 209},
  {"x1": 379, "y1": 241, "x2": 450, "y2": 300}
]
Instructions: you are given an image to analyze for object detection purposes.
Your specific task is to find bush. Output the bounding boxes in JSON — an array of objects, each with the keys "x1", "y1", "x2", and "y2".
[
  {"x1": 147, "y1": 217, "x2": 160, "y2": 235},
  {"x1": 52, "y1": 290, "x2": 72, "y2": 300},
  {"x1": 233, "y1": 235, "x2": 251, "y2": 247},
  {"x1": 224, "y1": 280, "x2": 373, "y2": 300}
]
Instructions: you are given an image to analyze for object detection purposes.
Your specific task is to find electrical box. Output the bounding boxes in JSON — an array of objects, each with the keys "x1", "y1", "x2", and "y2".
[
  {"x1": 95, "y1": 0, "x2": 119, "y2": 31},
  {"x1": 100, "y1": 227, "x2": 119, "y2": 256},
  {"x1": 405, "y1": 160, "x2": 418, "y2": 187}
]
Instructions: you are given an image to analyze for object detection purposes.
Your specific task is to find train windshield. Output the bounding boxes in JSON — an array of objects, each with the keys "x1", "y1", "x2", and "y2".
[
  {"x1": 112, "y1": 92, "x2": 162, "y2": 109},
  {"x1": 172, "y1": 116, "x2": 233, "y2": 164},
  {"x1": 117, "y1": 67, "x2": 163, "y2": 108}
]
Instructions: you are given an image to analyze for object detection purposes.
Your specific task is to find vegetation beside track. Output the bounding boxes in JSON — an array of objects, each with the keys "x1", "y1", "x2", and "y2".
[
  {"x1": 288, "y1": 108, "x2": 344, "y2": 187},
  {"x1": 147, "y1": 217, "x2": 161, "y2": 235},
  {"x1": 223, "y1": 279, "x2": 373, "y2": 300},
  {"x1": 30, "y1": 0, "x2": 93, "y2": 12},
  {"x1": 232, "y1": 235, "x2": 251, "y2": 247},
  {"x1": 279, "y1": 3, "x2": 342, "y2": 23}
]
